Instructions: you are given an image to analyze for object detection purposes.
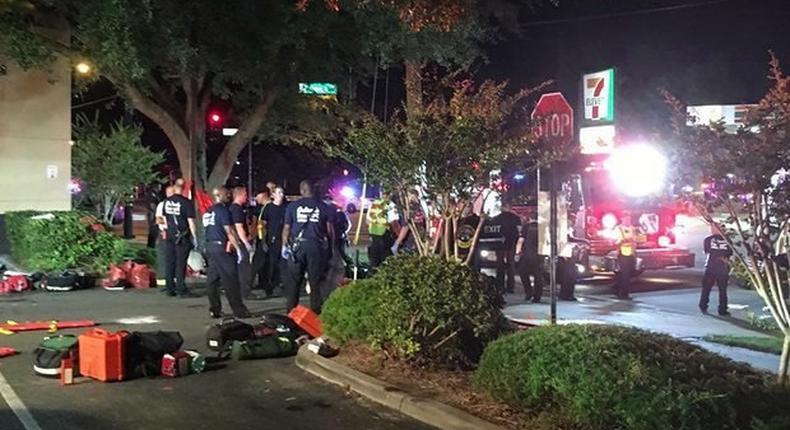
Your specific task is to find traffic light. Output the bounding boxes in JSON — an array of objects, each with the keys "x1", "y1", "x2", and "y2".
[{"x1": 208, "y1": 111, "x2": 223, "y2": 127}]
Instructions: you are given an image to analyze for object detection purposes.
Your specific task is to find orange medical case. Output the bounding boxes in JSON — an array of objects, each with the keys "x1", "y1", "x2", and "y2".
[
  {"x1": 288, "y1": 305, "x2": 322, "y2": 338},
  {"x1": 78, "y1": 329, "x2": 129, "y2": 382}
]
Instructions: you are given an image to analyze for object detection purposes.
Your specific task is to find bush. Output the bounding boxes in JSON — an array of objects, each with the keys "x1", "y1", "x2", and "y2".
[
  {"x1": 321, "y1": 279, "x2": 383, "y2": 343},
  {"x1": 5, "y1": 211, "x2": 127, "y2": 272},
  {"x1": 322, "y1": 255, "x2": 508, "y2": 368},
  {"x1": 474, "y1": 325, "x2": 790, "y2": 430}
]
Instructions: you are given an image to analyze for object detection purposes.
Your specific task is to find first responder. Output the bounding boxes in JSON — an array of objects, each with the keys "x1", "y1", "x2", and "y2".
[
  {"x1": 259, "y1": 186, "x2": 288, "y2": 296},
  {"x1": 251, "y1": 189, "x2": 271, "y2": 294},
  {"x1": 203, "y1": 187, "x2": 250, "y2": 318},
  {"x1": 494, "y1": 202, "x2": 522, "y2": 294},
  {"x1": 613, "y1": 214, "x2": 638, "y2": 300},
  {"x1": 367, "y1": 194, "x2": 396, "y2": 269},
  {"x1": 281, "y1": 180, "x2": 335, "y2": 314},
  {"x1": 229, "y1": 187, "x2": 256, "y2": 299},
  {"x1": 162, "y1": 182, "x2": 199, "y2": 298},
  {"x1": 516, "y1": 215, "x2": 544, "y2": 303},
  {"x1": 699, "y1": 225, "x2": 733, "y2": 316}
]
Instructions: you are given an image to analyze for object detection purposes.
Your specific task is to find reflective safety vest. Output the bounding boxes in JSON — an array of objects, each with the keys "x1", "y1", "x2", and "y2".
[
  {"x1": 615, "y1": 225, "x2": 636, "y2": 257},
  {"x1": 368, "y1": 199, "x2": 389, "y2": 236}
]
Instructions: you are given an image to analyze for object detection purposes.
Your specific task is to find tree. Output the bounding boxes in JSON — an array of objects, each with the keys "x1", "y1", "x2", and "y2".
[
  {"x1": 664, "y1": 54, "x2": 790, "y2": 384},
  {"x1": 72, "y1": 115, "x2": 163, "y2": 224},
  {"x1": 328, "y1": 78, "x2": 566, "y2": 263},
  {"x1": 1, "y1": 1, "x2": 369, "y2": 190}
]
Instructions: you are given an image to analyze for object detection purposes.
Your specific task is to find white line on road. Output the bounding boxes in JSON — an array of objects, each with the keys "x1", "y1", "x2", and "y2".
[{"x1": 0, "y1": 369, "x2": 43, "y2": 430}]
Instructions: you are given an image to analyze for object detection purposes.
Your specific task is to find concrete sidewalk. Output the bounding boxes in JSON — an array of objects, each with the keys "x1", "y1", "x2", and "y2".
[{"x1": 503, "y1": 292, "x2": 781, "y2": 373}]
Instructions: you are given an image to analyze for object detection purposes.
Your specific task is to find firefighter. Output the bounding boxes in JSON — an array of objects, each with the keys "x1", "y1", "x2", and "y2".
[
  {"x1": 281, "y1": 180, "x2": 335, "y2": 314},
  {"x1": 203, "y1": 187, "x2": 250, "y2": 318},
  {"x1": 366, "y1": 193, "x2": 395, "y2": 269},
  {"x1": 613, "y1": 214, "x2": 637, "y2": 300},
  {"x1": 699, "y1": 225, "x2": 733, "y2": 316},
  {"x1": 516, "y1": 215, "x2": 544, "y2": 303},
  {"x1": 154, "y1": 185, "x2": 174, "y2": 288},
  {"x1": 162, "y1": 182, "x2": 199, "y2": 298},
  {"x1": 251, "y1": 189, "x2": 271, "y2": 294},
  {"x1": 229, "y1": 186, "x2": 256, "y2": 299},
  {"x1": 494, "y1": 202, "x2": 522, "y2": 294}
]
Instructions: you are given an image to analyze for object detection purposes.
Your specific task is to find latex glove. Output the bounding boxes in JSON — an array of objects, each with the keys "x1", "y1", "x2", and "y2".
[
  {"x1": 281, "y1": 246, "x2": 291, "y2": 260},
  {"x1": 390, "y1": 243, "x2": 400, "y2": 255}
]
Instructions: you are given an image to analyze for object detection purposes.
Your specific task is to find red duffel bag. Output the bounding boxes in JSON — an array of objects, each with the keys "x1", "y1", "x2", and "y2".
[
  {"x1": 102, "y1": 265, "x2": 129, "y2": 291},
  {"x1": 129, "y1": 263, "x2": 154, "y2": 289}
]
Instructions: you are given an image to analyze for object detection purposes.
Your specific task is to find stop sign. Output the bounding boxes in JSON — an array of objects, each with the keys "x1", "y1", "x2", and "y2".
[{"x1": 531, "y1": 92, "x2": 574, "y2": 146}]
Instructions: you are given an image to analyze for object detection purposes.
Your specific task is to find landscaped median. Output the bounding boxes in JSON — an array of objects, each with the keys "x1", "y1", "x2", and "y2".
[{"x1": 304, "y1": 255, "x2": 790, "y2": 430}]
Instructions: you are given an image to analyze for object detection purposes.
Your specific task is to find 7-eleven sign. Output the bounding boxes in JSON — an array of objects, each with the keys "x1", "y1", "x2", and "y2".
[{"x1": 583, "y1": 68, "x2": 615, "y2": 122}]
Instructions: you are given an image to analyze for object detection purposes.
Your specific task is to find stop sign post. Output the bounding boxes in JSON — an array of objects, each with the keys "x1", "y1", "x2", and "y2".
[{"x1": 531, "y1": 92, "x2": 574, "y2": 325}]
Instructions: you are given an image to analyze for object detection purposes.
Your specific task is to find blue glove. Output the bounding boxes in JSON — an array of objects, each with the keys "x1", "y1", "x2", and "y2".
[
  {"x1": 281, "y1": 246, "x2": 291, "y2": 260},
  {"x1": 390, "y1": 243, "x2": 400, "y2": 255}
]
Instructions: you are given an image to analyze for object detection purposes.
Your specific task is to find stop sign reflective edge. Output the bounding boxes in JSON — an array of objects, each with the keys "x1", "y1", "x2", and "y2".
[{"x1": 531, "y1": 92, "x2": 574, "y2": 146}]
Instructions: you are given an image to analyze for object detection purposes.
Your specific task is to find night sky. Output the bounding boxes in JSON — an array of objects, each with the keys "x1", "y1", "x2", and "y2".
[{"x1": 73, "y1": 0, "x2": 790, "y2": 193}]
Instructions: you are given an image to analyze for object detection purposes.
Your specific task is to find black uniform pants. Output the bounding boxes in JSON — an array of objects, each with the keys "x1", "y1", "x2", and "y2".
[
  {"x1": 155, "y1": 235, "x2": 168, "y2": 287},
  {"x1": 251, "y1": 240, "x2": 269, "y2": 291},
  {"x1": 615, "y1": 254, "x2": 635, "y2": 298},
  {"x1": 260, "y1": 239, "x2": 283, "y2": 294},
  {"x1": 496, "y1": 248, "x2": 517, "y2": 293},
  {"x1": 368, "y1": 234, "x2": 393, "y2": 269},
  {"x1": 206, "y1": 243, "x2": 247, "y2": 316},
  {"x1": 700, "y1": 267, "x2": 729, "y2": 313},
  {"x1": 285, "y1": 240, "x2": 328, "y2": 314},
  {"x1": 519, "y1": 256, "x2": 544, "y2": 301},
  {"x1": 558, "y1": 258, "x2": 577, "y2": 299},
  {"x1": 164, "y1": 238, "x2": 191, "y2": 294},
  {"x1": 237, "y1": 247, "x2": 253, "y2": 298}
]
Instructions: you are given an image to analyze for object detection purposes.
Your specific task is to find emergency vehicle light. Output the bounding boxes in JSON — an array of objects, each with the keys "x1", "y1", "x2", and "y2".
[{"x1": 605, "y1": 144, "x2": 667, "y2": 197}]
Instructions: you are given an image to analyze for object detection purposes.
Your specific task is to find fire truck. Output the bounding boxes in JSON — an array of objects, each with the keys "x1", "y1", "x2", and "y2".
[{"x1": 478, "y1": 144, "x2": 695, "y2": 278}]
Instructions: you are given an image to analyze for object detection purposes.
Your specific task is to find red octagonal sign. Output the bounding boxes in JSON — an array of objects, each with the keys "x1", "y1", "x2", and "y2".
[{"x1": 531, "y1": 92, "x2": 574, "y2": 146}]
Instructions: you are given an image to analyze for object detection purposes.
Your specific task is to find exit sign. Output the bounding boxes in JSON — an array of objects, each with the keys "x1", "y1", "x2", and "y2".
[{"x1": 299, "y1": 82, "x2": 337, "y2": 96}]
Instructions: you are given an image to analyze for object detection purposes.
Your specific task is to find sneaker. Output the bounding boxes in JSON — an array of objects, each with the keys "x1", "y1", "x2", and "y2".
[
  {"x1": 209, "y1": 311, "x2": 222, "y2": 318},
  {"x1": 179, "y1": 291, "x2": 200, "y2": 299},
  {"x1": 699, "y1": 306, "x2": 709, "y2": 315},
  {"x1": 718, "y1": 310, "x2": 731, "y2": 317}
]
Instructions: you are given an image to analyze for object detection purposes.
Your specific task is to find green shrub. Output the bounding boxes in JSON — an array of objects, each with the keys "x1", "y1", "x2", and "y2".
[
  {"x1": 321, "y1": 279, "x2": 383, "y2": 343},
  {"x1": 474, "y1": 325, "x2": 790, "y2": 430},
  {"x1": 5, "y1": 211, "x2": 127, "y2": 272}
]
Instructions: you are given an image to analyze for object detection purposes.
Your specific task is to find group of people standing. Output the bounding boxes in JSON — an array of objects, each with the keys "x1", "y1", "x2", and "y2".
[{"x1": 149, "y1": 178, "x2": 348, "y2": 318}]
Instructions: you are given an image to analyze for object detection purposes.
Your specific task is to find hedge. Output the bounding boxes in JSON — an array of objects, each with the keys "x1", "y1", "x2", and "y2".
[
  {"x1": 5, "y1": 211, "x2": 127, "y2": 272},
  {"x1": 322, "y1": 255, "x2": 508, "y2": 368},
  {"x1": 474, "y1": 324, "x2": 790, "y2": 430}
]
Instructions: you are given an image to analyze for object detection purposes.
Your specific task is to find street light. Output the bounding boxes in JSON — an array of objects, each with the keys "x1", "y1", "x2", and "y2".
[{"x1": 75, "y1": 62, "x2": 92, "y2": 75}]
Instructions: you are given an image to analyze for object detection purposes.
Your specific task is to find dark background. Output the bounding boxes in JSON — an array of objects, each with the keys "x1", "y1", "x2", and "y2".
[{"x1": 72, "y1": 0, "x2": 790, "y2": 194}]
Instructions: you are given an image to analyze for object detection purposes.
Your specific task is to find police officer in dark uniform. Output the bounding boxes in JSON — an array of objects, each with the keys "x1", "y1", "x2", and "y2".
[
  {"x1": 203, "y1": 187, "x2": 251, "y2": 318},
  {"x1": 229, "y1": 187, "x2": 256, "y2": 299},
  {"x1": 699, "y1": 225, "x2": 733, "y2": 316},
  {"x1": 493, "y1": 202, "x2": 522, "y2": 294},
  {"x1": 162, "y1": 182, "x2": 199, "y2": 298},
  {"x1": 516, "y1": 216, "x2": 545, "y2": 303},
  {"x1": 281, "y1": 180, "x2": 334, "y2": 314}
]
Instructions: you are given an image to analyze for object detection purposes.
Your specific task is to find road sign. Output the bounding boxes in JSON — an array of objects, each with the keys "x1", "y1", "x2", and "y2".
[
  {"x1": 299, "y1": 82, "x2": 337, "y2": 96},
  {"x1": 531, "y1": 92, "x2": 574, "y2": 146}
]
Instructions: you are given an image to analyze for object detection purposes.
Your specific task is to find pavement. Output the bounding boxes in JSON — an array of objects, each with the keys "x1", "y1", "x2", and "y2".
[
  {"x1": 0, "y1": 286, "x2": 434, "y2": 430},
  {"x1": 502, "y1": 271, "x2": 781, "y2": 373}
]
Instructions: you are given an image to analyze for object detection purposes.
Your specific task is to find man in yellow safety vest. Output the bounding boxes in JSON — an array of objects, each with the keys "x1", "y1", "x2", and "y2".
[
  {"x1": 614, "y1": 213, "x2": 639, "y2": 300},
  {"x1": 367, "y1": 195, "x2": 398, "y2": 269}
]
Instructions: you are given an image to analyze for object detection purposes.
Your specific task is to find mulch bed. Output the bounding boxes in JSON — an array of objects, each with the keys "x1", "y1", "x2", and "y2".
[{"x1": 335, "y1": 342, "x2": 529, "y2": 430}]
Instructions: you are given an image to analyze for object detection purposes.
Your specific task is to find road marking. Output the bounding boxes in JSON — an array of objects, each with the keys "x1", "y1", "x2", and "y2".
[{"x1": 0, "y1": 370, "x2": 43, "y2": 430}]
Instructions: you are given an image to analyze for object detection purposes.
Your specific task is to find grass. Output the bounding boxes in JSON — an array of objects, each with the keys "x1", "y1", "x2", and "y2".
[{"x1": 704, "y1": 334, "x2": 785, "y2": 355}]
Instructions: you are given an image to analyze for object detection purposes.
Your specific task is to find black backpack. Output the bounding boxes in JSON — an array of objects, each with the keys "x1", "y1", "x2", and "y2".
[
  {"x1": 33, "y1": 334, "x2": 78, "y2": 377},
  {"x1": 125, "y1": 331, "x2": 184, "y2": 379},
  {"x1": 206, "y1": 319, "x2": 254, "y2": 353}
]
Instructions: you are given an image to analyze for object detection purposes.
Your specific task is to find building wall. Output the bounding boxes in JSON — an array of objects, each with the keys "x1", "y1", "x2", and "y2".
[{"x1": 0, "y1": 56, "x2": 71, "y2": 212}]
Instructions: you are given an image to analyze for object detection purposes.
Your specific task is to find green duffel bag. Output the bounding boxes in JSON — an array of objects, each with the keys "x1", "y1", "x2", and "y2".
[{"x1": 230, "y1": 335, "x2": 297, "y2": 360}]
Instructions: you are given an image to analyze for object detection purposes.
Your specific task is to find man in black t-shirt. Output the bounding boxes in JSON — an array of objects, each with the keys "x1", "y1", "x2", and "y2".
[
  {"x1": 229, "y1": 187, "x2": 256, "y2": 299},
  {"x1": 700, "y1": 225, "x2": 733, "y2": 316},
  {"x1": 203, "y1": 187, "x2": 250, "y2": 318},
  {"x1": 257, "y1": 186, "x2": 287, "y2": 296},
  {"x1": 493, "y1": 202, "x2": 522, "y2": 294},
  {"x1": 162, "y1": 182, "x2": 199, "y2": 297},
  {"x1": 282, "y1": 180, "x2": 334, "y2": 313},
  {"x1": 516, "y1": 217, "x2": 545, "y2": 303}
]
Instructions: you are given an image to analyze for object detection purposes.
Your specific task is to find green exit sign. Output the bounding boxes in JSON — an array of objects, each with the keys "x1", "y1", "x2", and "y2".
[{"x1": 299, "y1": 82, "x2": 337, "y2": 96}]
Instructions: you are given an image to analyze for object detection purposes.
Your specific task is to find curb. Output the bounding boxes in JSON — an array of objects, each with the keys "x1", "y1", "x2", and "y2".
[{"x1": 295, "y1": 346, "x2": 505, "y2": 430}]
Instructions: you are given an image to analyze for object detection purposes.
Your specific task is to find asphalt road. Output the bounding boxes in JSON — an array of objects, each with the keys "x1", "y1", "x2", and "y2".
[{"x1": 0, "y1": 288, "x2": 434, "y2": 430}]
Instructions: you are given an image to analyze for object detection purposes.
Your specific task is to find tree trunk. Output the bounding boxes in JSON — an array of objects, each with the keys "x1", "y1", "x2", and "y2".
[
  {"x1": 207, "y1": 92, "x2": 277, "y2": 190},
  {"x1": 780, "y1": 334, "x2": 790, "y2": 385},
  {"x1": 404, "y1": 60, "x2": 423, "y2": 120}
]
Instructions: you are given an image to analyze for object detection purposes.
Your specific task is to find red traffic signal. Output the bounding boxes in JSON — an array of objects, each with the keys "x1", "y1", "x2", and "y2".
[{"x1": 208, "y1": 112, "x2": 222, "y2": 126}]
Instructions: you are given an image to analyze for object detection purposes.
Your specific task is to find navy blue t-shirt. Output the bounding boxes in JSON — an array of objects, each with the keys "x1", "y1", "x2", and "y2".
[
  {"x1": 229, "y1": 203, "x2": 249, "y2": 237},
  {"x1": 203, "y1": 203, "x2": 233, "y2": 243},
  {"x1": 284, "y1": 197, "x2": 330, "y2": 241}
]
